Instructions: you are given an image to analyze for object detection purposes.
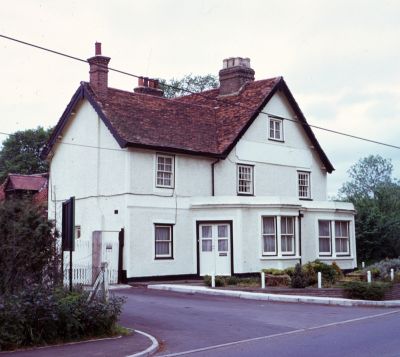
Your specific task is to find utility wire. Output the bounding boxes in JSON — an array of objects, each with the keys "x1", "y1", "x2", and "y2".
[{"x1": 1, "y1": 33, "x2": 399, "y2": 151}]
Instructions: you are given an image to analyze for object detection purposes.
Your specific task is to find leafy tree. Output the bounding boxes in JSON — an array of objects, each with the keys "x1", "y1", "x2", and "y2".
[
  {"x1": 338, "y1": 155, "x2": 393, "y2": 199},
  {"x1": 0, "y1": 199, "x2": 59, "y2": 294},
  {"x1": 0, "y1": 127, "x2": 52, "y2": 182},
  {"x1": 338, "y1": 155, "x2": 400, "y2": 262},
  {"x1": 159, "y1": 74, "x2": 219, "y2": 98}
]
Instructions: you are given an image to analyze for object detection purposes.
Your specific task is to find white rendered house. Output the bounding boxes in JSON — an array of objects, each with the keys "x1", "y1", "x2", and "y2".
[{"x1": 44, "y1": 44, "x2": 356, "y2": 282}]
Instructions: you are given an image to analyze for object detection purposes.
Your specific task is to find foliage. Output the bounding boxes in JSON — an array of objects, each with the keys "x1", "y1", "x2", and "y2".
[
  {"x1": 363, "y1": 258, "x2": 400, "y2": 280},
  {"x1": 265, "y1": 274, "x2": 291, "y2": 287},
  {"x1": 343, "y1": 281, "x2": 390, "y2": 301},
  {"x1": 338, "y1": 155, "x2": 400, "y2": 262},
  {"x1": 0, "y1": 285, "x2": 125, "y2": 351},
  {"x1": 338, "y1": 155, "x2": 394, "y2": 199},
  {"x1": 291, "y1": 263, "x2": 308, "y2": 288},
  {"x1": 159, "y1": 74, "x2": 218, "y2": 98},
  {"x1": 283, "y1": 267, "x2": 295, "y2": 277},
  {"x1": 226, "y1": 276, "x2": 239, "y2": 285},
  {"x1": 0, "y1": 127, "x2": 52, "y2": 182},
  {"x1": 262, "y1": 268, "x2": 285, "y2": 276},
  {"x1": 302, "y1": 260, "x2": 341, "y2": 286},
  {"x1": 0, "y1": 199, "x2": 59, "y2": 295},
  {"x1": 203, "y1": 275, "x2": 225, "y2": 287}
]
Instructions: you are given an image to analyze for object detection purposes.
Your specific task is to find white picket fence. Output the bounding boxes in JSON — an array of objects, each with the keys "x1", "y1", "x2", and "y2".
[{"x1": 63, "y1": 232, "x2": 119, "y2": 285}]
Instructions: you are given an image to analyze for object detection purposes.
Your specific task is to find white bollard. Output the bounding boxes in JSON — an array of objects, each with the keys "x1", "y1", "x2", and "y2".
[
  {"x1": 367, "y1": 270, "x2": 371, "y2": 283},
  {"x1": 317, "y1": 272, "x2": 322, "y2": 289},
  {"x1": 261, "y1": 271, "x2": 265, "y2": 289},
  {"x1": 211, "y1": 273, "x2": 215, "y2": 288},
  {"x1": 391, "y1": 269, "x2": 394, "y2": 281},
  {"x1": 362, "y1": 261, "x2": 365, "y2": 269}
]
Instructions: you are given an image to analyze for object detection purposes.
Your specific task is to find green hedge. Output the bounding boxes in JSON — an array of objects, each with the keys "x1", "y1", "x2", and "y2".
[
  {"x1": 343, "y1": 281, "x2": 390, "y2": 300},
  {"x1": 0, "y1": 285, "x2": 125, "y2": 351}
]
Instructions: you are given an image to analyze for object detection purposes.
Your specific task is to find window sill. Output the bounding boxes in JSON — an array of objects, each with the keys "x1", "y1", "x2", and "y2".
[
  {"x1": 154, "y1": 257, "x2": 174, "y2": 260},
  {"x1": 237, "y1": 193, "x2": 254, "y2": 196},
  {"x1": 268, "y1": 138, "x2": 284, "y2": 143},
  {"x1": 299, "y1": 198, "x2": 313, "y2": 201},
  {"x1": 318, "y1": 256, "x2": 353, "y2": 260},
  {"x1": 260, "y1": 256, "x2": 301, "y2": 260}
]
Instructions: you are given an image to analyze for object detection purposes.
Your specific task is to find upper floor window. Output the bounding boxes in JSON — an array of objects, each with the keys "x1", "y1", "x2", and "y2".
[
  {"x1": 335, "y1": 221, "x2": 350, "y2": 255},
  {"x1": 156, "y1": 154, "x2": 174, "y2": 188},
  {"x1": 269, "y1": 117, "x2": 283, "y2": 141},
  {"x1": 298, "y1": 171, "x2": 311, "y2": 199},
  {"x1": 155, "y1": 224, "x2": 173, "y2": 259},
  {"x1": 237, "y1": 164, "x2": 254, "y2": 195}
]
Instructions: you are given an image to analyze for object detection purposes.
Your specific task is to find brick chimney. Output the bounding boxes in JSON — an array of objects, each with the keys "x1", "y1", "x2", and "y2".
[
  {"x1": 134, "y1": 77, "x2": 164, "y2": 97},
  {"x1": 218, "y1": 57, "x2": 255, "y2": 95},
  {"x1": 87, "y1": 42, "x2": 111, "y2": 99}
]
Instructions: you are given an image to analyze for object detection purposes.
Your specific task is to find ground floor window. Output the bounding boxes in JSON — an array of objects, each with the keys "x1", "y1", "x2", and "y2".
[
  {"x1": 335, "y1": 221, "x2": 350, "y2": 255},
  {"x1": 262, "y1": 216, "x2": 297, "y2": 256},
  {"x1": 318, "y1": 220, "x2": 350, "y2": 256},
  {"x1": 155, "y1": 224, "x2": 173, "y2": 259},
  {"x1": 262, "y1": 217, "x2": 276, "y2": 255},
  {"x1": 281, "y1": 217, "x2": 295, "y2": 254}
]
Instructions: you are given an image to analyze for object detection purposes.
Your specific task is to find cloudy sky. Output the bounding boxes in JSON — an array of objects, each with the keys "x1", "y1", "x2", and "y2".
[{"x1": 0, "y1": 0, "x2": 399, "y2": 196}]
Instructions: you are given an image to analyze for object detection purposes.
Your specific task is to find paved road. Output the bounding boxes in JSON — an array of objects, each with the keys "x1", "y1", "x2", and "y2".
[{"x1": 117, "y1": 287, "x2": 400, "y2": 357}]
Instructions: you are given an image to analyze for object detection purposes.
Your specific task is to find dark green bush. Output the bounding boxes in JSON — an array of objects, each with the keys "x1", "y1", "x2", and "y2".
[
  {"x1": 0, "y1": 285, "x2": 125, "y2": 351},
  {"x1": 343, "y1": 281, "x2": 390, "y2": 300},
  {"x1": 226, "y1": 276, "x2": 239, "y2": 285},
  {"x1": 203, "y1": 275, "x2": 225, "y2": 287},
  {"x1": 262, "y1": 268, "x2": 284, "y2": 276},
  {"x1": 303, "y1": 260, "x2": 341, "y2": 286},
  {"x1": 291, "y1": 263, "x2": 308, "y2": 288}
]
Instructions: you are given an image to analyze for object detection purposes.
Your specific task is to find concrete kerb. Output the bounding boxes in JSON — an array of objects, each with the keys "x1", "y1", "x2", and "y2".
[
  {"x1": 148, "y1": 284, "x2": 400, "y2": 308},
  {"x1": 126, "y1": 329, "x2": 159, "y2": 357}
]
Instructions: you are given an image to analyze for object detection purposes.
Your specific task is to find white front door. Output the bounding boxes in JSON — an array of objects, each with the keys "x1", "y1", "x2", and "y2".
[{"x1": 199, "y1": 223, "x2": 231, "y2": 276}]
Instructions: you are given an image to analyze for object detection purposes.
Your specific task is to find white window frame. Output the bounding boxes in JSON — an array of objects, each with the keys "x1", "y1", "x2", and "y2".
[
  {"x1": 298, "y1": 171, "x2": 311, "y2": 199},
  {"x1": 335, "y1": 221, "x2": 350, "y2": 255},
  {"x1": 262, "y1": 217, "x2": 277, "y2": 256},
  {"x1": 237, "y1": 164, "x2": 254, "y2": 195},
  {"x1": 154, "y1": 224, "x2": 173, "y2": 259},
  {"x1": 318, "y1": 220, "x2": 332, "y2": 256},
  {"x1": 268, "y1": 117, "x2": 283, "y2": 141},
  {"x1": 280, "y1": 216, "x2": 295, "y2": 255},
  {"x1": 156, "y1": 154, "x2": 174, "y2": 188}
]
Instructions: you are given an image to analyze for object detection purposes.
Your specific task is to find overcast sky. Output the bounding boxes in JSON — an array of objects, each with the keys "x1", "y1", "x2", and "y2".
[{"x1": 0, "y1": 0, "x2": 399, "y2": 196}]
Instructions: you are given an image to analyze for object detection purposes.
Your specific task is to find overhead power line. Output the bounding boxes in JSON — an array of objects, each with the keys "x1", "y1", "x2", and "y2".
[{"x1": 0, "y1": 33, "x2": 399, "y2": 151}]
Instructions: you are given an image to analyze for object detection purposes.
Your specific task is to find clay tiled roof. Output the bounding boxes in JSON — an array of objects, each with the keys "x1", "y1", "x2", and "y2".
[
  {"x1": 7, "y1": 174, "x2": 47, "y2": 192},
  {"x1": 43, "y1": 77, "x2": 334, "y2": 172}
]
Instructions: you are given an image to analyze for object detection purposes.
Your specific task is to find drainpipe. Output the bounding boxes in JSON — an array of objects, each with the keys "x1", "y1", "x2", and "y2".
[
  {"x1": 298, "y1": 210, "x2": 304, "y2": 265},
  {"x1": 211, "y1": 159, "x2": 220, "y2": 196}
]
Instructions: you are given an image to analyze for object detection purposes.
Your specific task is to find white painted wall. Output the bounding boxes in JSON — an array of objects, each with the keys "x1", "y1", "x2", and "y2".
[
  {"x1": 48, "y1": 90, "x2": 355, "y2": 280},
  {"x1": 214, "y1": 90, "x2": 328, "y2": 200}
]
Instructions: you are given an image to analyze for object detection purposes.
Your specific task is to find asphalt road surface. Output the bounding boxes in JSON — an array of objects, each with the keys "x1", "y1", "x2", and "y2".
[{"x1": 118, "y1": 287, "x2": 400, "y2": 357}]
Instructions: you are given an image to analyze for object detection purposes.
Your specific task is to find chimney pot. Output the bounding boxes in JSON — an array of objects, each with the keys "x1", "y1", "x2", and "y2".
[
  {"x1": 95, "y1": 42, "x2": 102, "y2": 55},
  {"x1": 138, "y1": 77, "x2": 144, "y2": 86},
  {"x1": 134, "y1": 77, "x2": 164, "y2": 97}
]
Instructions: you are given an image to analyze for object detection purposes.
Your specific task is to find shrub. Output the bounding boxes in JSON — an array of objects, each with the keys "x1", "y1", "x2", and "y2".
[
  {"x1": 343, "y1": 281, "x2": 391, "y2": 300},
  {"x1": 262, "y1": 268, "x2": 285, "y2": 276},
  {"x1": 203, "y1": 275, "x2": 225, "y2": 287},
  {"x1": 303, "y1": 260, "x2": 340, "y2": 286},
  {"x1": 291, "y1": 263, "x2": 308, "y2": 288},
  {"x1": 266, "y1": 274, "x2": 291, "y2": 287},
  {"x1": 0, "y1": 285, "x2": 125, "y2": 351},
  {"x1": 283, "y1": 267, "x2": 295, "y2": 277},
  {"x1": 226, "y1": 276, "x2": 239, "y2": 285},
  {"x1": 363, "y1": 257, "x2": 400, "y2": 281}
]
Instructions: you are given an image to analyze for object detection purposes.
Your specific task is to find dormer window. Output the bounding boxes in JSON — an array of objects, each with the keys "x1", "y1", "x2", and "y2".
[{"x1": 269, "y1": 117, "x2": 283, "y2": 141}]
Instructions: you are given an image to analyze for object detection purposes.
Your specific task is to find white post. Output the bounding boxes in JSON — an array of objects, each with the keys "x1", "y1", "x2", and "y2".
[
  {"x1": 211, "y1": 273, "x2": 215, "y2": 288},
  {"x1": 317, "y1": 272, "x2": 322, "y2": 289},
  {"x1": 362, "y1": 261, "x2": 365, "y2": 269},
  {"x1": 261, "y1": 271, "x2": 265, "y2": 289},
  {"x1": 367, "y1": 270, "x2": 371, "y2": 283},
  {"x1": 390, "y1": 269, "x2": 394, "y2": 281}
]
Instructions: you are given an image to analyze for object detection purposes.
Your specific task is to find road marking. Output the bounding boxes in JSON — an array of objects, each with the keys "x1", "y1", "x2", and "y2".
[{"x1": 158, "y1": 309, "x2": 400, "y2": 356}]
